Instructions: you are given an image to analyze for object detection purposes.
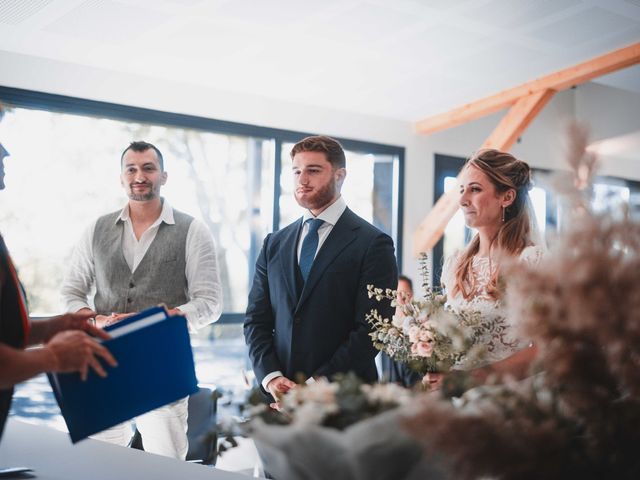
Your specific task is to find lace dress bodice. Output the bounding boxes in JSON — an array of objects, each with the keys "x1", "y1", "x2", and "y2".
[{"x1": 441, "y1": 245, "x2": 543, "y2": 369}]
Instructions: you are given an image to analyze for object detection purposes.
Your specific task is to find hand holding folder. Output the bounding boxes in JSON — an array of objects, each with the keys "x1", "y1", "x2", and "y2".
[
  {"x1": 48, "y1": 306, "x2": 198, "y2": 443},
  {"x1": 46, "y1": 327, "x2": 117, "y2": 381}
]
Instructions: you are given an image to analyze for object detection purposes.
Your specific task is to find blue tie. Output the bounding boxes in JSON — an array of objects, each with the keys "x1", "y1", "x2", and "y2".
[{"x1": 299, "y1": 218, "x2": 324, "y2": 282}]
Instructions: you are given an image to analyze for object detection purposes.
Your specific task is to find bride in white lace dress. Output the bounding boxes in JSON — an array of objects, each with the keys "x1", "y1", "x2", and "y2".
[{"x1": 428, "y1": 148, "x2": 544, "y2": 389}]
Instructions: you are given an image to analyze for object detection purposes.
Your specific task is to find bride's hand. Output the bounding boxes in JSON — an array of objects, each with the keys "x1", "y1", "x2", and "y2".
[{"x1": 422, "y1": 372, "x2": 444, "y2": 391}]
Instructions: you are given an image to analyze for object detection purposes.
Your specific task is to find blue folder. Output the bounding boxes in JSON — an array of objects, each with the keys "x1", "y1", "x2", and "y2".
[{"x1": 48, "y1": 306, "x2": 198, "y2": 443}]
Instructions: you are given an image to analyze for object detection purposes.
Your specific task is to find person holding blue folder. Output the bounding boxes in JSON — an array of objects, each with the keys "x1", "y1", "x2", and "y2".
[
  {"x1": 61, "y1": 141, "x2": 222, "y2": 459},
  {"x1": 0, "y1": 105, "x2": 117, "y2": 444}
]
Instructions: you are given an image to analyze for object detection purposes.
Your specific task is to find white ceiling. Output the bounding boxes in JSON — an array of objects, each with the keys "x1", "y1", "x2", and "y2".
[{"x1": 0, "y1": 0, "x2": 639, "y2": 121}]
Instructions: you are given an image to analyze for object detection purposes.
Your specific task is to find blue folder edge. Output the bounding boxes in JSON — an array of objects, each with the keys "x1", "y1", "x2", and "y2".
[
  {"x1": 102, "y1": 305, "x2": 168, "y2": 332},
  {"x1": 47, "y1": 306, "x2": 198, "y2": 443}
]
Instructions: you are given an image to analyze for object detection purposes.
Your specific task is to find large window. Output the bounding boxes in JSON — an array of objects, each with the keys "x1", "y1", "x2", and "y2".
[
  {"x1": 0, "y1": 107, "x2": 274, "y2": 315},
  {"x1": 0, "y1": 86, "x2": 404, "y2": 428},
  {"x1": 0, "y1": 87, "x2": 404, "y2": 320}
]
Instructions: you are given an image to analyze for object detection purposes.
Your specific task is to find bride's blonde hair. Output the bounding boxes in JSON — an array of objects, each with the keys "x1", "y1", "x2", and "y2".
[{"x1": 453, "y1": 149, "x2": 534, "y2": 300}]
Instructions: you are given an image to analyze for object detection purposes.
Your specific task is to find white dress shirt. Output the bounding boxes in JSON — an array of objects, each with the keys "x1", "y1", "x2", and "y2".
[
  {"x1": 61, "y1": 200, "x2": 223, "y2": 332},
  {"x1": 262, "y1": 196, "x2": 347, "y2": 391}
]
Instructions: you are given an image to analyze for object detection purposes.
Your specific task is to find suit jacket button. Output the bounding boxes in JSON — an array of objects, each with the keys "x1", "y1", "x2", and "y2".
[
  {"x1": 129, "y1": 282, "x2": 135, "y2": 288},
  {"x1": 294, "y1": 316, "x2": 301, "y2": 324}
]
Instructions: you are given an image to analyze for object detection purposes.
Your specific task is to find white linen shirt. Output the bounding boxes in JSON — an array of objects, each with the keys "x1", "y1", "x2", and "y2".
[
  {"x1": 61, "y1": 200, "x2": 223, "y2": 331},
  {"x1": 262, "y1": 195, "x2": 347, "y2": 390}
]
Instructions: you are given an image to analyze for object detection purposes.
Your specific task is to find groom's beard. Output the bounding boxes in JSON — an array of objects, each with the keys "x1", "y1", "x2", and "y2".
[{"x1": 295, "y1": 181, "x2": 337, "y2": 211}]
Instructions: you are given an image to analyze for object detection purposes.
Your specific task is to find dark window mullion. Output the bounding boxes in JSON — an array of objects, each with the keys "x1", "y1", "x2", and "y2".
[
  {"x1": 433, "y1": 154, "x2": 465, "y2": 287},
  {"x1": 272, "y1": 139, "x2": 282, "y2": 232}
]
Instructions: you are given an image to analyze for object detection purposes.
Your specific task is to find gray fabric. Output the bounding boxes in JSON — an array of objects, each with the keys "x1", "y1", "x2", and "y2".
[
  {"x1": 92, "y1": 209, "x2": 193, "y2": 315},
  {"x1": 250, "y1": 407, "x2": 449, "y2": 480}
]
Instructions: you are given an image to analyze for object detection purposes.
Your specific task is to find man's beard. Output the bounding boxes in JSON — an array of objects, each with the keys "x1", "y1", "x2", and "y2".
[
  {"x1": 128, "y1": 183, "x2": 159, "y2": 201},
  {"x1": 295, "y1": 181, "x2": 336, "y2": 210}
]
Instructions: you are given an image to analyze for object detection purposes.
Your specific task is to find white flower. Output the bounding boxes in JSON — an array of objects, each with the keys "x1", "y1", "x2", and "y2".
[
  {"x1": 391, "y1": 314, "x2": 404, "y2": 329},
  {"x1": 361, "y1": 383, "x2": 412, "y2": 405},
  {"x1": 282, "y1": 378, "x2": 338, "y2": 409},
  {"x1": 291, "y1": 402, "x2": 337, "y2": 426},
  {"x1": 408, "y1": 325, "x2": 420, "y2": 343},
  {"x1": 402, "y1": 316, "x2": 415, "y2": 333}
]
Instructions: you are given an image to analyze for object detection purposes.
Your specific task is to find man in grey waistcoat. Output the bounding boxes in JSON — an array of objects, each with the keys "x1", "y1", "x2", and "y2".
[{"x1": 61, "y1": 141, "x2": 222, "y2": 459}]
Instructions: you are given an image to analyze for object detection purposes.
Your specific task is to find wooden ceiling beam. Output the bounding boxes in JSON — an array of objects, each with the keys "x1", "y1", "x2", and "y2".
[
  {"x1": 482, "y1": 88, "x2": 555, "y2": 151},
  {"x1": 411, "y1": 43, "x2": 640, "y2": 257},
  {"x1": 415, "y1": 42, "x2": 640, "y2": 135},
  {"x1": 412, "y1": 88, "x2": 556, "y2": 256}
]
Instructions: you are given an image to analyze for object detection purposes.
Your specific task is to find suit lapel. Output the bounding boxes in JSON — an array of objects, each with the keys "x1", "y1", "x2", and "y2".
[
  {"x1": 295, "y1": 209, "x2": 359, "y2": 312},
  {"x1": 281, "y1": 218, "x2": 304, "y2": 303}
]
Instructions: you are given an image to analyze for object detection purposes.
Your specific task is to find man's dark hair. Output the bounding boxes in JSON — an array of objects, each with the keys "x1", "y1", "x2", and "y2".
[
  {"x1": 121, "y1": 141, "x2": 164, "y2": 171},
  {"x1": 398, "y1": 274, "x2": 413, "y2": 292},
  {"x1": 290, "y1": 135, "x2": 346, "y2": 169}
]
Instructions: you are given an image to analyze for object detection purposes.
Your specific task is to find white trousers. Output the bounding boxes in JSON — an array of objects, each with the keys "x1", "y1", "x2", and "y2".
[{"x1": 90, "y1": 397, "x2": 189, "y2": 460}]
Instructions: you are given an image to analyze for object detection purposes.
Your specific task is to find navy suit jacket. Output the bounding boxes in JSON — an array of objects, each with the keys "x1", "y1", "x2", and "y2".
[{"x1": 244, "y1": 208, "x2": 398, "y2": 388}]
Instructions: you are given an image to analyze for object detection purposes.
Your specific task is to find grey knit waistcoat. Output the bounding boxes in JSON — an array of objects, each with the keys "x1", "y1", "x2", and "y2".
[{"x1": 92, "y1": 209, "x2": 194, "y2": 315}]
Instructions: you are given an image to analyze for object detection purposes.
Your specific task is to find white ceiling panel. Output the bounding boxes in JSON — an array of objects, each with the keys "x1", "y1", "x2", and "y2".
[
  {"x1": 319, "y1": 2, "x2": 425, "y2": 46},
  {"x1": 462, "y1": 41, "x2": 547, "y2": 75},
  {"x1": 43, "y1": 0, "x2": 170, "y2": 43},
  {"x1": 214, "y1": 0, "x2": 342, "y2": 24},
  {"x1": 529, "y1": 6, "x2": 639, "y2": 47},
  {"x1": 0, "y1": 0, "x2": 638, "y2": 121},
  {"x1": 462, "y1": 0, "x2": 584, "y2": 29},
  {"x1": 410, "y1": 0, "x2": 469, "y2": 11},
  {"x1": 149, "y1": 19, "x2": 262, "y2": 61},
  {"x1": 390, "y1": 23, "x2": 491, "y2": 67},
  {"x1": 0, "y1": 0, "x2": 54, "y2": 25}
]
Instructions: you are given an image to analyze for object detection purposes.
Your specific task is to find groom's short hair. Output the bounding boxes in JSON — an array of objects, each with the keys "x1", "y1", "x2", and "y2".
[{"x1": 290, "y1": 135, "x2": 346, "y2": 170}]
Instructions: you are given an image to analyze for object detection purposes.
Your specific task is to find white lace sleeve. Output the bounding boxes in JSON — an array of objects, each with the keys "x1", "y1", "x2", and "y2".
[
  {"x1": 519, "y1": 245, "x2": 544, "y2": 267},
  {"x1": 440, "y1": 251, "x2": 460, "y2": 294}
]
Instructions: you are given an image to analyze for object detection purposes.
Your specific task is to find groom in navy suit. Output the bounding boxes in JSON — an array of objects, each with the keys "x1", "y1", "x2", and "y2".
[{"x1": 244, "y1": 135, "x2": 397, "y2": 407}]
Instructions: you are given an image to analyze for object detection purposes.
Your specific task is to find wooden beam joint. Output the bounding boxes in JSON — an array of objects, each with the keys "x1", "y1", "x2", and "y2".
[
  {"x1": 412, "y1": 43, "x2": 640, "y2": 257},
  {"x1": 482, "y1": 88, "x2": 555, "y2": 150},
  {"x1": 415, "y1": 42, "x2": 640, "y2": 135}
]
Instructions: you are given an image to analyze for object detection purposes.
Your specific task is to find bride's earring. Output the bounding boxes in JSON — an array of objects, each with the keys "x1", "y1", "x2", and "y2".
[{"x1": 502, "y1": 206, "x2": 506, "y2": 222}]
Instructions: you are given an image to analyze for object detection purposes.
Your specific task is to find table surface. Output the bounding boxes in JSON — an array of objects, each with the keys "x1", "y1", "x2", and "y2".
[{"x1": 0, "y1": 419, "x2": 249, "y2": 480}]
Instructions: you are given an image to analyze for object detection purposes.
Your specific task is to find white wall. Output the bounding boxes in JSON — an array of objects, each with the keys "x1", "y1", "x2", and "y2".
[
  {"x1": 1, "y1": 50, "x2": 638, "y2": 282},
  {"x1": 576, "y1": 82, "x2": 640, "y2": 142},
  {"x1": 575, "y1": 82, "x2": 640, "y2": 181}
]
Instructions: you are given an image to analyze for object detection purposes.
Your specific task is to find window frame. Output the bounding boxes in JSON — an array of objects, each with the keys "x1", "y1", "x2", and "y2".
[
  {"x1": 432, "y1": 154, "x2": 465, "y2": 287},
  {"x1": 0, "y1": 86, "x2": 404, "y2": 323}
]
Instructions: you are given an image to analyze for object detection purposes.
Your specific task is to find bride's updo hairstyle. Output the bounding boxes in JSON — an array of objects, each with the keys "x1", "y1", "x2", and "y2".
[{"x1": 453, "y1": 149, "x2": 535, "y2": 300}]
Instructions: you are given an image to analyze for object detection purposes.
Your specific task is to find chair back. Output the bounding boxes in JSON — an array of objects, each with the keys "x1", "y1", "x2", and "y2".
[{"x1": 186, "y1": 386, "x2": 218, "y2": 465}]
